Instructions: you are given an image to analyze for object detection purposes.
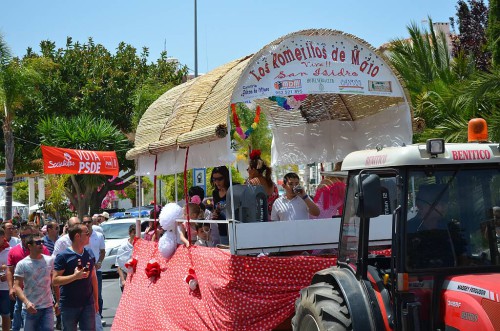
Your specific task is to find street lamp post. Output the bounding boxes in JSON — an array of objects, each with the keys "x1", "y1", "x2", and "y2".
[{"x1": 194, "y1": 0, "x2": 198, "y2": 78}]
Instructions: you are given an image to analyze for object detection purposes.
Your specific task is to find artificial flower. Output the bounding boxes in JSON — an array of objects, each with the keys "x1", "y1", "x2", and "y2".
[
  {"x1": 125, "y1": 257, "x2": 138, "y2": 273},
  {"x1": 145, "y1": 259, "x2": 161, "y2": 281}
]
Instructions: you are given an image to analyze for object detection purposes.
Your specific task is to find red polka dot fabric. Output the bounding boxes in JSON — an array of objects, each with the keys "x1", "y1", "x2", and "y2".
[{"x1": 112, "y1": 239, "x2": 336, "y2": 331}]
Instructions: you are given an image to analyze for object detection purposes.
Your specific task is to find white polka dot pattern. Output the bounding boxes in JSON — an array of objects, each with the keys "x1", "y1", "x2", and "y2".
[{"x1": 112, "y1": 240, "x2": 336, "y2": 331}]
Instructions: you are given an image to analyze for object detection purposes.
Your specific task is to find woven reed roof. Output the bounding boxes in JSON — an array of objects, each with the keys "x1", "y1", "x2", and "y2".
[
  {"x1": 127, "y1": 55, "x2": 252, "y2": 160},
  {"x1": 127, "y1": 29, "x2": 411, "y2": 161},
  {"x1": 258, "y1": 93, "x2": 405, "y2": 128}
]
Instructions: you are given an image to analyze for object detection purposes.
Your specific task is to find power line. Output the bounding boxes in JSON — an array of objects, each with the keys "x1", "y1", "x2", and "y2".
[{"x1": 13, "y1": 136, "x2": 40, "y2": 146}]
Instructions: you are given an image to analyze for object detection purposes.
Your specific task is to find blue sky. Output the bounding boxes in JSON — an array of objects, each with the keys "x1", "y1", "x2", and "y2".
[{"x1": 1, "y1": 0, "x2": 458, "y2": 74}]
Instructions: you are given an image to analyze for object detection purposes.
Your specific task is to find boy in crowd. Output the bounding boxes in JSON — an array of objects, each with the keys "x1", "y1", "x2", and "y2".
[
  {"x1": 14, "y1": 234, "x2": 58, "y2": 330},
  {"x1": 194, "y1": 223, "x2": 214, "y2": 247},
  {"x1": 7, "y1": 225, "x2": 50, "y2": 331}
]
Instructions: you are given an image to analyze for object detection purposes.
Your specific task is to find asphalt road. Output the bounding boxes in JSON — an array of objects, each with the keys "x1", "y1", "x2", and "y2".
[{"x1": 101, "y1": 273, "x2": 121, "y2": 330}]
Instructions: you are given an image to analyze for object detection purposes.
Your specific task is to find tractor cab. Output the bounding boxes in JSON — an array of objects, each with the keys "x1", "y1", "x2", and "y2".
[{"x1": 333, "y1": 130, "x2": 500, "y2": 330}]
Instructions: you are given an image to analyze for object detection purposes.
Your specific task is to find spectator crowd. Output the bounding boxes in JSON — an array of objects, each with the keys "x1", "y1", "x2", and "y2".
[
  {"x1": 0, "y1": 153, "x2": 346, "y2": 330},
  {"x1": 0, "y1": 211, "x2": 109, "y2": 331}
]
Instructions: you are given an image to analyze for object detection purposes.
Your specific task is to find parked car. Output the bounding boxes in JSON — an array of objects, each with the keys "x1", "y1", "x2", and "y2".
[
  {"x1": 110, "y1": 206, "x2": 154, "y2": 219},
  {"x1": 100, "y1": 218, "x2": 150, "y2": 275}
]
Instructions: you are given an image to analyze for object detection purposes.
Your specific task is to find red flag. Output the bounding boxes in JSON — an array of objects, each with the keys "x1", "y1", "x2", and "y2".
[{"x1": 41, "y1": 145, "x2": 119, "y2": 176}]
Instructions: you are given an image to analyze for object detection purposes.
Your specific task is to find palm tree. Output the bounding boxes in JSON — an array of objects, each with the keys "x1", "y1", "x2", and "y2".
[
  {"x1": 447, "y1": 68, "x2": 500, "y2": 142},
  {"x1": 388, "y1": 19, "x2": 479, "y2": 143},
  {"x1": 0, "y1": 34, "x2": 15, "y2": 220},
  {"x1": 0, "y1": 35, "x2": 43, "y2": 220},
  {"x1": 390, "y1": 19, "x2": 455, "y2": 94},
  {"x1": 37, "y1": 114, "x2": 134, "y2": 218}
]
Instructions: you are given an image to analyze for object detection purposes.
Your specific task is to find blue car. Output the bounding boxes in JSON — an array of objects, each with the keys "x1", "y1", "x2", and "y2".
[{"x1": 111, "y1": 206, "x2": 153, "y2": 219}]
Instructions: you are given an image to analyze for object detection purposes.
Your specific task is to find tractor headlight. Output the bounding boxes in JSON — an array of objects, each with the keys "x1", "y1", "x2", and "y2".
[{"x1": 426, "y1": 139, "x2": 445, "y2": 156}]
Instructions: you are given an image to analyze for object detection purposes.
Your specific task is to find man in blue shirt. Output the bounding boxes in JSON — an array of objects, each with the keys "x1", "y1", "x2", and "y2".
[
  {"x1": 53, "y1": 223, "x2": 98, "y2": 331},
  {"x1": 43, "y1": 221, "x2": 59, "y2": 255}
]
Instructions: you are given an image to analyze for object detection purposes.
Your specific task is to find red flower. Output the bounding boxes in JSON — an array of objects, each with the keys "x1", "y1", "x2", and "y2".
[
  {"x1": 145, "y1": 260, "x2": 161, "y2": 280},
  {"x1": 124, "y1": 257, "x2": 138, "y2": 273},
  {"x1": 184, "y1": 268, "x2": 199, "y2": 291},
  {"x1": 249, "y1": 149, "x2": 261, "y2": 160}
]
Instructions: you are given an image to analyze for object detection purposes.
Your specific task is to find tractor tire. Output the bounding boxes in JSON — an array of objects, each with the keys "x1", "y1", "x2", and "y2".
[{"x1": 292, "y1": 282, "x2": 352, "y2": 331}]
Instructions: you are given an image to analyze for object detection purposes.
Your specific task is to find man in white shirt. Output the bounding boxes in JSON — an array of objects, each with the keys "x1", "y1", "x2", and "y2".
[
  {"x1": 52, "y1": 217, "x2": 80, "y2": 258},
  {"x1": 115, "y1": 224, "x2": 135, "y2": 292},
  {"x1": 92, "y1": 214, "x2": 104, "y2": 235},
  {"x1": 2, "y1": 222, "x2": 20, "y2": 247},
  {"x1": 271, "y1": 172, "x2": 320, "y2": 221},
  {"x1": 83, "y1": 215, "x2": 105, "y2": 325}
]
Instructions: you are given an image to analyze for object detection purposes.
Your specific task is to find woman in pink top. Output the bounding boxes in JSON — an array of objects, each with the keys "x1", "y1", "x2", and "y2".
[{"x1": 312, "y1": 162, "x2": 346, "y2": 219}]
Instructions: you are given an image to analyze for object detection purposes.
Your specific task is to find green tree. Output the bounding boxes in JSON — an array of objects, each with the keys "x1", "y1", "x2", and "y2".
[
  {"x1": 389, "y1": 4, "x2": 500, "y2": 144},
  {"x1": 231, "y1": 103, "x2": 273, "y2": 165},
  {"x1": 161, "y1": 171, "x2": 194, "y2": 203},
  {"x1": 450, "y1": 0, "x2": 490, "y2": 70},
  {"x1": 12, "y1": 180, "x2": 29, "y2": 204},
  {"x1": 25, "y1": 38, "x2": 187, "y2": 132},
  {"x1": 42, "y1": 174, "x2": 72, "y2": 221},
  {"x1": 0, "y1": 34, "x2": 42, "y2": 219},
  {"x1": 120, "y1": 176, "x2": 153, "y2": 205},
  {"x1": 161, "y1": 167, "x2": 245, "y2": 202},
  {"x1": 389, "y1": 19, "x2": 455, "y2": 98},
  {"x1": 487, "y1": 0, "x2": 500, "y2": 65},
  {"x1": 446, "y1": 68, "x2": 500, "y2": 142},
  {"x1": 1, "y1": 38, "x2": 188, "y2": 177},
  {"x1": 389, "y1": 19, "x2": 467, "y2": 142},
  {"x1": 37, "y1": 114, "x2": 133, "y2": 217},
  {"x1": 0, "y1": 37, "x2": 188, "y2": 217},
  {"x1": 131, "y1": 53, "x2": 186, "y2": 130}
]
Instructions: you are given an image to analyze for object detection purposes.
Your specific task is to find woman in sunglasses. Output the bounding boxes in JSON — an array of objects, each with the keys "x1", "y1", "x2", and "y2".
[{"x1": 210, "y1": 166, "x2": 231, "y2": 246}]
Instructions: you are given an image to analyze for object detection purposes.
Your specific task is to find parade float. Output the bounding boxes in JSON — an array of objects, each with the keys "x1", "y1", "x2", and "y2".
[{"x1": 112, "y1": 29, "x2": 413, "y2": 331}]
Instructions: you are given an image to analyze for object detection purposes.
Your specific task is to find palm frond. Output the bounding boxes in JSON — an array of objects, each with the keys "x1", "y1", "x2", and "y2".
[
  {"x1": 436, "y1": 115, "x2": 469, "y2": 142},
  {"x1": 0, "y1": 33, "x2": 11, "y2": 67}
]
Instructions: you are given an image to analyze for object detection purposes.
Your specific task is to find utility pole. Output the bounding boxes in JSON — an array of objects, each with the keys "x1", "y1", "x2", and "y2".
[{"x1": 194, "y1": 0, "x2": 198, "y2": 77}]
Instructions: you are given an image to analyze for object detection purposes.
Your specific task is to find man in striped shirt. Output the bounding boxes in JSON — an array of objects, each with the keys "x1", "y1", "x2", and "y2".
[{"x1": 43, "y1": 221, "x2": 60, "y2": 255}]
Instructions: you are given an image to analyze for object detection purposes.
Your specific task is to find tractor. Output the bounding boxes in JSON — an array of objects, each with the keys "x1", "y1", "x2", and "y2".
[{"x1": 293, "y1": 119, "x2": 500, "y2": 330}]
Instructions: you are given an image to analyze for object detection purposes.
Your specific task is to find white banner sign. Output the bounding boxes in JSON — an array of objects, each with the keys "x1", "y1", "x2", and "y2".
[{"x1": 232, "y1": 34, "x2": 403, "y2": 103}]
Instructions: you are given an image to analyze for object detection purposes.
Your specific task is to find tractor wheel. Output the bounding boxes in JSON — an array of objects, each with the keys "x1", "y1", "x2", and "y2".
[{"x1": 292, "y1": 282, "x2": 352, "y2": 331}]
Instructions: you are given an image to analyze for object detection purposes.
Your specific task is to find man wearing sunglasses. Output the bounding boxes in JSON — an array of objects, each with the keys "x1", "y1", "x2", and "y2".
[
  {"x1": 13, "y1": 234, "x2": 57, "y2": 330},
  {"x1": 7, "y1": 226, "x2": 50, "y2": 331},
  {"x1": 53, "y1": 223, "x2": 98, "y2": 331}
]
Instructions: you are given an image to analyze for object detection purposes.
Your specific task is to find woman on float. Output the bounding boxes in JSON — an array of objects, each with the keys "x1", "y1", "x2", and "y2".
[
  {"x1": 311, "y1": 162, "x2": 346, "y2": 219},
  {"x1": 246, "y1": 149, "x2": 279, "y2": 218},
  {"x1": 210, "y1": 166, "x2": 231, "y2": 246}
]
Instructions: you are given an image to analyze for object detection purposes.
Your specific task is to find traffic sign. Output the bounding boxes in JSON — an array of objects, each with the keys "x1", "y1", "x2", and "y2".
[{"x1": 192, "y1": 168, "x2": 206, "y2": 196}]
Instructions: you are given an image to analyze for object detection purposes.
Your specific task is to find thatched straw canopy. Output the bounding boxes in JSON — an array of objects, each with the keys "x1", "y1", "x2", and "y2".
[
  {"x1": 127, "y1": 55, "x2": 252, "y2": 161},
  {"x1": 128, "y1": 29, "x2": 413, "y2": 175}
]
